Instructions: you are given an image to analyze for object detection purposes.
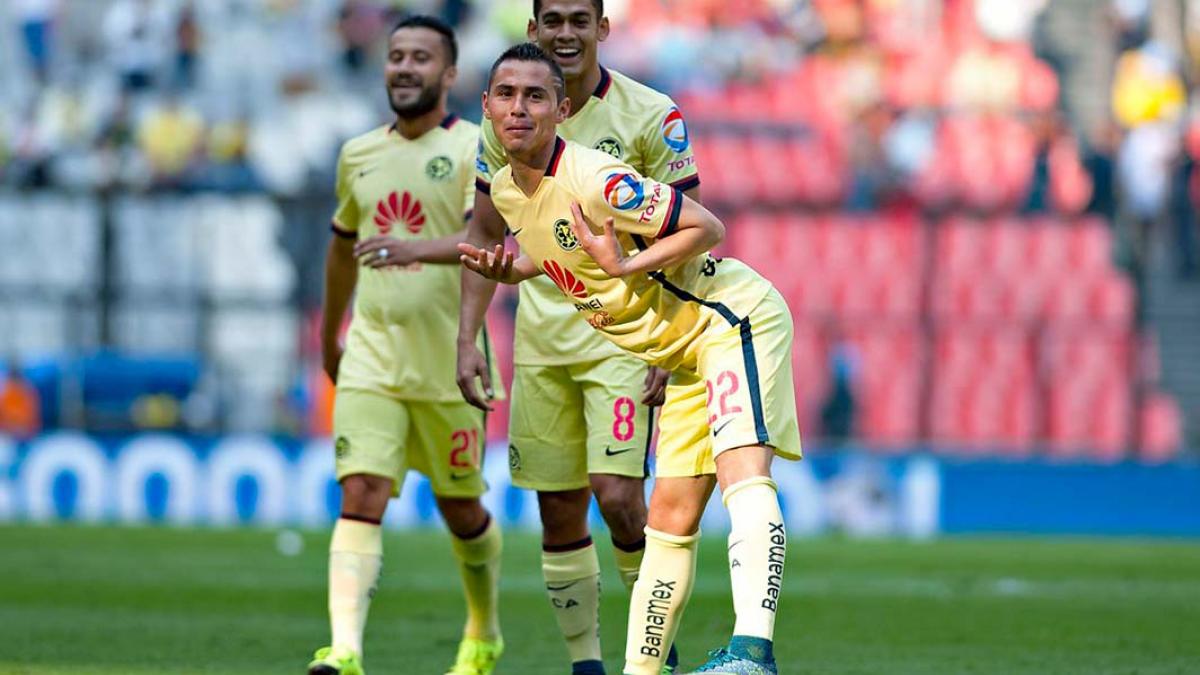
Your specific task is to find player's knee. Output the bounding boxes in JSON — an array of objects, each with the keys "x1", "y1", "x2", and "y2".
[
  {"x1": 537, "y1": 488, "x2": 590, "y2": 540},
  {"x1": 435, "y1": 497, "x2": 489, "y2": 538},
  {"x1": 645, "y1": 478, "x2": 710, "y2": 536},
  {"x1": 590, "y1": 475, "x2": 646, "y2": 535},
  {"x1": 340, "y1": 473, "x2": 392, "y2": 517}
]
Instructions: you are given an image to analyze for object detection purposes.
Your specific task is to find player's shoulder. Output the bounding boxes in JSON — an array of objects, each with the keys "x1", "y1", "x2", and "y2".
[
  {"x1": 339, "y1": 124, "x2": 391, "y2": 160},
  {"x1": 603, "y1": 67, "x2": 680, "y2": 118},
  {"x1": 441, "y1": 114, "x2": 480, "y2": 143},
  {"x1": 561, "y1": 140, "x2": 635, "y2": 190}
]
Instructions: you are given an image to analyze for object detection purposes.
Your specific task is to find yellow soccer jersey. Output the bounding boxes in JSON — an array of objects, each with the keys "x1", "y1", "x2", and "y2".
[
  {"x1": 332, "y1": 115, "x2": 498, "y2": 400},
  {"x1": 489, "y1": 139, "x2": 772, "y2": 373},
  {"x1": 477, "y1": 66, "x2": 701, "y2": 366}
]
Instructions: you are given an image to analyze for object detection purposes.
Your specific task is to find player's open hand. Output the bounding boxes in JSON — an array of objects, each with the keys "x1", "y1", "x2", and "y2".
[
  {"x1": 456, "y1": 341, "x2": 494, "y2": 412},
  {"x1": 355, "y1": 236, "x2": 418, "y2": 269},
  {"x1": 458, "y1": 242, "x2": 515, "y2": 283},
  {"x1": 569, "y1": 202, "x2": 628, "y2": 277},
  {"x1": 641, "y1": 367, "x2": 669, "y2": 406}
]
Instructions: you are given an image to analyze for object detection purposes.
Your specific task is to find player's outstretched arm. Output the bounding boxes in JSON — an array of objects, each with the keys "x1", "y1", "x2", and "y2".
[
  {"x1": 568, "y1": 196, "x2": 724, "y2": 278},
  {"x1": 456, "y1": 191, "x2": 509, "y2": 410},
  {"x1": 320, "y1": 233, "x2": 359, "y2": 383}
]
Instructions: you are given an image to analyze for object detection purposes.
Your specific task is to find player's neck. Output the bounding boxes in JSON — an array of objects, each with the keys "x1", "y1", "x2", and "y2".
[
  {"x1": 508, "y1": 136, "x2": 560, "y2": 197},
  {"x1": 564, "y1": 65, "x2": 602, "y2": 119},
  {"x1": 391, "y1": 104, "x2": 448, "y2": 140}
]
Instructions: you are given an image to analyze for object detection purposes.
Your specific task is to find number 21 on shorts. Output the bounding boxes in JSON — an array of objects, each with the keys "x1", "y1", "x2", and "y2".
[{"x1": 449, "y1": 428, "x2": 480, "y2": 469}]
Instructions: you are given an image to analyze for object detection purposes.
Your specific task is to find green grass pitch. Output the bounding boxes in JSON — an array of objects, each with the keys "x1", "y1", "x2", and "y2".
[{"x1": 1, "y1": 525, "x2": 1198, "y2": 674}]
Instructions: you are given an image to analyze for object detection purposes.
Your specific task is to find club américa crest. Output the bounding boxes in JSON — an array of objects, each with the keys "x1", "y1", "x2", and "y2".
[{"x1": 554, "y1": 218, "x2": 579, "y2": 251}]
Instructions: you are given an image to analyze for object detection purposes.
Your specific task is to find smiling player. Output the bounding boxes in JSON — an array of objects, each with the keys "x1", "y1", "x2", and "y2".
[
  {"x1": 462, "y1": 44, "x2": 801, "y2": 675},
  {"x1": 309, "y1": 16, "x2": 504, "y2": 675},
  {"x1": 456, "y1": 2, "x2": 701, "y2": 674}
]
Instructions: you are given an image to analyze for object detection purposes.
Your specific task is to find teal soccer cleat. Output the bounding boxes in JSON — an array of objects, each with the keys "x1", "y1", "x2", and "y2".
[{"x1": 685, "y1": 647, "x2": 777, "y2": 675}]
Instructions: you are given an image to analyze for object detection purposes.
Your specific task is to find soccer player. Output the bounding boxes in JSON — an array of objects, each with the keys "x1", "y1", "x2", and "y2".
[
  {"x1": 309, "y1": 16, "x2": 504, "y2": 675},
  {"x1": 457, "y1": 2, "x2": 701, "y2": 672},
  {"x1": 461, "y1": 45, "x2": 801, "y2": 675}
]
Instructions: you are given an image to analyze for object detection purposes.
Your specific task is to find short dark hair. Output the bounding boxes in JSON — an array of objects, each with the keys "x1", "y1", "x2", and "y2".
[
  {"x1": 487, "y1": 43, "x2": 566, "y2": 101},
  {"x1": 533, "y1": 0, "x2": 604, "y2": 21},
  {"x1": 391, "y1": 15, "x2": 458, "y2": 66}
]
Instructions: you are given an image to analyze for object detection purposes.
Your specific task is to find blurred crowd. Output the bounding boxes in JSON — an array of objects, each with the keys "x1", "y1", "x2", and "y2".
[{"x1": 3, "y1": 1, "x2": 1199, "y2": 274}]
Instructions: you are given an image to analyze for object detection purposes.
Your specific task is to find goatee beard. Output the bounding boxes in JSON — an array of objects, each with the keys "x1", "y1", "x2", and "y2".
[{"x1": 388, "y1": 84, "x2": 441, "y2": 119}]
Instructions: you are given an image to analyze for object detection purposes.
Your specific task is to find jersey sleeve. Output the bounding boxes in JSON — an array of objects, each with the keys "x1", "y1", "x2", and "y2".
[
  {"x1": 474, "y1": 122, "x2": 508, "y2": 195},
  {"x1": 331, "y1": 146, "x2": 359, "y2": 237},
  {"x1": 459, "y1": 132, "x2": 477, "y2": 221},
  {"x1": 579, "y1": 156, "x2": 684, "y2": 240},
  {"x1": 639, "y1": 103, "x2": 700, "y2": 192}
]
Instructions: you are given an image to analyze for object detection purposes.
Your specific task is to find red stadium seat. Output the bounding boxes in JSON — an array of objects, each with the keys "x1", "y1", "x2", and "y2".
[{"x1": 1140, "y1": 392, "x2": 1183, "y2": 461}]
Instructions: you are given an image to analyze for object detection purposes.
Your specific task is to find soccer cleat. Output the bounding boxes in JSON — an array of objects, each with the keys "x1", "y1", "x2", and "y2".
[
  {"x1": 685, "y1": 647, "x2": 777, "y2": 675},
  {"x1": 444, "y1": 636, "x2": 504, "y2": 675},
  {"x1": 307, "y1": 646, "x2": 364, "y2": 675}
]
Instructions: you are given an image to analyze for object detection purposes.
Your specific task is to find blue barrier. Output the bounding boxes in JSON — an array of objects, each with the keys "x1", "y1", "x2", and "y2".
[{"x1": 0, "y1": 433, "x2": 1196, "y2": 536}]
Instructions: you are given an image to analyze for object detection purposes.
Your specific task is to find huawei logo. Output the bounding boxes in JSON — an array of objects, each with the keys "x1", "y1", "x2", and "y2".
[
  {"x1": 373, "y1": 191, "x2": 425, "y2": 234},
  {"x1": 543, "y1": 260, "x2": 587, "y2": 299}
]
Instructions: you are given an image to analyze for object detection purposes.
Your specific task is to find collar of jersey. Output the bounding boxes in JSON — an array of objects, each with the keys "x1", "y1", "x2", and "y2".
[
  {"x1": 593, "y1": 66, "x2": 612, "y2": 99},
  {"x1": 386, "y1": 113, "x2": 458, "y2": 138},
  {"x1": 544, "y1": 136, "x2": 567, "y2": 178}
]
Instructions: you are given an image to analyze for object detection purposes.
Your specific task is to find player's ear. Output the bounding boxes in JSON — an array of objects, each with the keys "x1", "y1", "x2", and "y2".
[
  {"x1": 481, "y1": 91, "x2": 491, "y2": 120},
  {"x1": 527, "y1": 18, "x2": 538, "y2": 41},
  {"x1": 556, "y1": 95, "x2": 571, "y2": 123},
  {"x1": 442, "y1": 65, "x2": 458, "y2": 89},
  {"x1": 597, "y1": 16, "x2": 610, "y2": 42}
]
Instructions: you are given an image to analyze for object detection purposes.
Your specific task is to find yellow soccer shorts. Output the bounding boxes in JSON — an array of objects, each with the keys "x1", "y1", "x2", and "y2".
[
  {"x1": 507, "y1": 354, "x2": 653, "y2": 491},
  {"x1": 332, "y1": 388, "x2": 487, "y2": 498},
  {"x1": 655, "y1": 287, "x2": 803, "y2": 478}
]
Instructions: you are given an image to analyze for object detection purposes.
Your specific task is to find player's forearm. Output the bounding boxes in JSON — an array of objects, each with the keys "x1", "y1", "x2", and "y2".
[
  {"x1": 458, "y1": 267, "x2": 498, "y2": 345},
  {"x1": 621, "y1": 204, "x2": 724, "y2": 276},
  {"x1": 411, "y1": 231, "x2": 470, "y2": 264},
  {"x1": 322, "y1": 237, "x2": 358, "y2": 341},
  {"x1": 458, "y1": 194, "x2": 509, "y2": 344},
  {"x1": 509, "y1": 255, "x2": 541, "y2": 283}
]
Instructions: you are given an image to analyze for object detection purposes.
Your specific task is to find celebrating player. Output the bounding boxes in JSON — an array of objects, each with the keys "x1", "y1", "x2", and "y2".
[
  {"x1": 458, "y1": 2, "x2": 701, "y2": 672},
  {"x1": 309, "y1": 16, "x2": 505, "y2": 675},
  {"x1": 462, "y1": 44, "x2": 801, "y2": 675}
]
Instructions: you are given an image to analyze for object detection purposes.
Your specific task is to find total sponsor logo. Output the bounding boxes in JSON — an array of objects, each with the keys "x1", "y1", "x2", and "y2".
[
  {"x1": 661, "y1": 107, "x2": 690, "y2": 153},
  {"x1": 761, "y1": 521, "x2": 786, "y2": 612},
  {"x1": 543, "y1": 260, "x2": 588, "y2": 299},
  {"x1": 637, "y1": 181, "x2": 666, "y2": 225},
  {"x1": 374, "y1": 191, "x2": 425, "y2": 235},
  {"x1": 603, "y1": 172, "x2": 645, "y2": 211},
  {"x1": 669, "y1": 155, "x2": 696, "y2": 173}
]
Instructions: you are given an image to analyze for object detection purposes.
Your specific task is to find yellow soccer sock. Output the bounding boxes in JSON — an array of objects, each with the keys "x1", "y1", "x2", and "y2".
[
  {"x1": 623, "y1": 527, "x2": 698, "y2": 675},
  {"x1": 612, "y1": 536, "x2": 646, "y2": 592},
  {"x1": 723, "y1": 477, "x2": 786, "y2": 642},
  {"x1": 449, "y1": 514, "x2": 503, "y2": 641},
  {"x1": 542, "y1": 538, "x2": 603, "y2": 665},
  {"x1": 329, "y1": 516, "x2": 384, "y2": 657}
]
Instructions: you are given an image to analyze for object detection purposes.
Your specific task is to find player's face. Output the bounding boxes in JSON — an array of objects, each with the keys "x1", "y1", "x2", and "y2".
[
  {"x1": 484, "y1": 60, "x2": 570, "y2": 158},
  {"x1": 529, "y1": 0, "x2": 609, "y2": 80},
  {"x1": 385, "y1": 27, "x2": 456, "y2": 119}
]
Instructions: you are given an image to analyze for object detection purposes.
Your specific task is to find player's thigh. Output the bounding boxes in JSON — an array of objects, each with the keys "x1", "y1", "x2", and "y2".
[
  {"x1": 698, "y1": 288, "x2": 803, "y2": 463},
  {"x1": 507, "y1": 363, "x2": 589, "y2": 491},
  {"x1": 655, "y1": 370, "x2": 717, "y2": 478},
  {"x1": 576, "y1": 355, "x2": 654, "y2": 481},
  {"x1": 332, "y1": 388, "x2": 412, "y2": 496},
  {"x1": 405, "y1": 400, "x2": 489, "y2": 499}
]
